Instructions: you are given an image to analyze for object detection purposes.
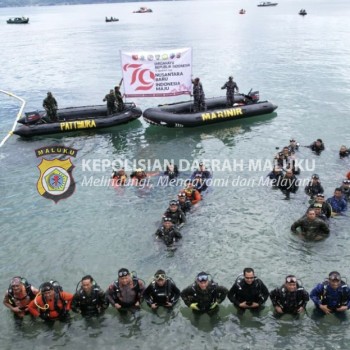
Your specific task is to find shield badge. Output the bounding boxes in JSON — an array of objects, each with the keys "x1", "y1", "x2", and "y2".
[{"x1": 37, "y1": 158, "x2": 75, "y2": 203}]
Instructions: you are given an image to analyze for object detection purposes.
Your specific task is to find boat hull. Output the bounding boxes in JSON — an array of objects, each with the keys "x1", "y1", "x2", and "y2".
[
  {"x1": 14, "y1": 103, "x2": 142, "y2": 137},
  {"x1": 143, "y1": 97, "x2": 277, "y2": 128},
  {"x1": 257, "y1": 2, "x2": 278, "y2": 6},
  {"x1": 7, "y1": 17, "x2": 29, "y2": 24}
]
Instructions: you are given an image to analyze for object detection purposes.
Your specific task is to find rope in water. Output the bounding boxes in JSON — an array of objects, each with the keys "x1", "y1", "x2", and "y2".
[{"x1": 0, "y1": 89, "x2": 26, "y2": 148}]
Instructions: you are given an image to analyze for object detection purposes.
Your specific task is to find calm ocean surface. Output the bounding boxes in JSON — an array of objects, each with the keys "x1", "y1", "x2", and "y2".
[{"x1": 1, "y1": 0, "x2": 350, "y2": 349}]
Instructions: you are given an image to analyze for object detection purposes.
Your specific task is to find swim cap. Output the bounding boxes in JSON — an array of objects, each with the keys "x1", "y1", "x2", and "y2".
[{"x1": 40, "y1": 282, "x2": 53, "y2": 293}]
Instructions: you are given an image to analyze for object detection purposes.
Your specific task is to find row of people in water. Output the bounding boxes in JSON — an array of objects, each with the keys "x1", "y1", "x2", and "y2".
[
  {"x1": 155, "y1": 162, "x2": 212, "y2": 247},
  {"x1": 268, "y1": 167, "x2": 349, "y2": 209},
  {"x1": 267, "y1": 138, "x2": 349, "y2": 241},
  {"x1": 268, "y1": 143, "x2": 350, "y2": 203},
  {"x1": 113, "y1": 162, "x2": 212, "y2": 248},
  {"x1": 111, "y1": 161, "x2": 211, "y2": 188},
  {"x1": 4, "y1": 268, "x2": 350, "y2": 323}
]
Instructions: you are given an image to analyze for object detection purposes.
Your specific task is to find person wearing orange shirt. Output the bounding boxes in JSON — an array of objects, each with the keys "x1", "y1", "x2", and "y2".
[
  {"x1": 183, "y1": 182, "x2": 201, "y2": 204},
  {"x1": 27, "y1": 281, "x2": 73, "y2": 322},
  {"x1": 3, "y1": 276, "x2": 39, "y2": 321}
]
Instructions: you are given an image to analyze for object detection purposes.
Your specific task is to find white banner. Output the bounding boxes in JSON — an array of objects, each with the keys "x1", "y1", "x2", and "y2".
[{"x1": 121, "y1": 48, "x2": 192, "y2": 97}]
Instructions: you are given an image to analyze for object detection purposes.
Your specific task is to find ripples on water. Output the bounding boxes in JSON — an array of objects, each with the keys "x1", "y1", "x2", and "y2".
[{"x1": 1, "y1": 0, "x2": 350, "y2": 349}]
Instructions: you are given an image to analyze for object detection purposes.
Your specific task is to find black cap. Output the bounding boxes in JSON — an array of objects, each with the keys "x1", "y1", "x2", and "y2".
[{"x1": 40, "y1": 282, "x2": 53, "y2": 292}]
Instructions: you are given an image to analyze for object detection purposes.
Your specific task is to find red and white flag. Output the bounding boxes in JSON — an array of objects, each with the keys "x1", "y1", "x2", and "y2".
[{"x1": 121, "y1": 48, "x2": 192, "y2": 97}]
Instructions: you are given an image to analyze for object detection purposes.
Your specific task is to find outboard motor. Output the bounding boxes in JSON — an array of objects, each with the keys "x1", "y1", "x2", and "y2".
[
  {"x1": 244, "y1": 89, "x2": 260, "y2": 104},
  {"x1": 17, "y1": 111, "x2": 46, "y2": 125},
  {"x1": 249, "y1": 90, "x2": 260, "y2": 102}
]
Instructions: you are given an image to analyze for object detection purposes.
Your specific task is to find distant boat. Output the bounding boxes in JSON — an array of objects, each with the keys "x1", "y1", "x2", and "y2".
[
  {"x1": 133, "y1": 7, "x2": 153, "y2": 13},
  {"x1": 299, "y1": 9, "x2": 307, "y2": 16},
  {"x1": 105, "y1": 17, "x2": 119, "y2": 22},
  {"x1": 7, "y1": 17, "x2": 29, "y2": 24},
  {"x1": 257, "y1": 2, "x2": 278, "y2": 7},
  {"x1": 239, "y1": 9, "x2": 246, "y2": 14}
]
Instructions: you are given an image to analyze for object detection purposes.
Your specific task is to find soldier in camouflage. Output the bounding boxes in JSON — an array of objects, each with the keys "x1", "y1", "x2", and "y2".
[
  {"x1": 114, "y1": 86, "x2": 124, "y2": 112},
  {"x1": 43, "y1": 92, "x2": 58, "y2": 122},
  {"x1": 291, "y1": 208, "x2": 330, "y2": 241},
  {"x1": 221, "y1": 76, "x2": 239, "y2": 107},
  {"x1": 103, "y1": 89, "x2": 117, "y2": 115},
  {"x1": 192, "y1": 77, "x2": 206, "y2": 112}
]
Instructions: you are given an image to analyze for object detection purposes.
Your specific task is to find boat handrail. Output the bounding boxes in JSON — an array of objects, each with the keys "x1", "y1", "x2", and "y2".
[{"x1": 0, "y1": 89, "x2": 26, "y2": 147}]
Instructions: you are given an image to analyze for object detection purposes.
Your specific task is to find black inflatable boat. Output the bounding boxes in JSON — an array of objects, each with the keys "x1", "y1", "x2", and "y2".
[
  {"x1": 13, "y1": 102, "x2": 142, "y2": 137},
  {"x1": 143, "y1": 91, "x2": 277, "y2": 128}
]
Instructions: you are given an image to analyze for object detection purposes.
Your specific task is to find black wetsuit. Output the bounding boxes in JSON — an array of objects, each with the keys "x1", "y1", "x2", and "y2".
[
  {"x1": 72, "y1": 285, "x2": 109, "y2": 317},
  {"x1": 228, "y1": 277, "x2": 269, "y2": 308},
  {"x1": 181, "y1": 282, "x2": 227, "y2": 312},
  {"x1": 143, "y1": 279, "x2": 180, "y2": 307},
  {"x1": 270, "y1": 284, "x2": 309, "y2": 314}
]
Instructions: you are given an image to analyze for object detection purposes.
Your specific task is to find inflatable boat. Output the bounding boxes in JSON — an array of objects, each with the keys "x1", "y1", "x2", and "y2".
[
  {"x1": 143, "y1": 91, "x2": 277, "y2": 128},
  {"x1": 7, "y1": 17, "x2": 29, "y2": 24},
  {"x1": 14, "y1": 102, "x2": 142, "y2": 137}
]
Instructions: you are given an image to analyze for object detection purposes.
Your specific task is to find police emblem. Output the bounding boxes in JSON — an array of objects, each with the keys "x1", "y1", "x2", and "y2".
[{"x1": 35, "y1": 146, "x2": 77, "y2": 203}]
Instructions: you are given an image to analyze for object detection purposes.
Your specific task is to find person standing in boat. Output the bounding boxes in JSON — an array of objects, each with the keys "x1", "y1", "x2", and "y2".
[
  {"x1": 43, "y1": 92, "x2": 58, "y2": 122},
  {"x1": 221, "y1": 76, "x2": 239, "y2": 107},
  {"x1": 114, "y1": 85, "x2": 124, "y2": 111},
  {"x1": 103, "y1": 89, "x2": 116, "y2": 115},
  {"x1": 192, "y1": 77, "x2": 206, "y2": 112}
]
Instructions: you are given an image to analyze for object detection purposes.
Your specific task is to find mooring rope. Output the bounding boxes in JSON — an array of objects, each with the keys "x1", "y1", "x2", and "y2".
[{"x1": 0, "y1": 89, "x2": 26, "y2": 147}]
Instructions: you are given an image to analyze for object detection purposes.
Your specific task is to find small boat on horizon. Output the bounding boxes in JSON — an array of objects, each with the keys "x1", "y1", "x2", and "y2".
[
  {"x1": 257, "y1": 2, "x2": 278, "y2": 7},
  {"x1": 239, "y1": 9, "x2": 246, "y2": 14},
  {"x1": 7, "y1": 17, "x2": 29, "y2": 24},
  {"x1": 105, "y1": 17, "x2": 119, "y2": 22},
  {"x1": 299, "y1": 9, "x2": 307, "y2": 16},
  {"x1": 133, "y1": 7, "x2": 153, "y2": 13}
]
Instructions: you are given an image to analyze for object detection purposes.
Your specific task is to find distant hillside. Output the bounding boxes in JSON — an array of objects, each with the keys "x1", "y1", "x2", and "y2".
[{"x1": 0, "y1": 0, "x2": 171, "y2": 8}]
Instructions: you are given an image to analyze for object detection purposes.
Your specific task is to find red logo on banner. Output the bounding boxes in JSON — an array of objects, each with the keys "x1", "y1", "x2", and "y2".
[{"x1": 123, "y1": 63, "x2": 155, "y2": 91}]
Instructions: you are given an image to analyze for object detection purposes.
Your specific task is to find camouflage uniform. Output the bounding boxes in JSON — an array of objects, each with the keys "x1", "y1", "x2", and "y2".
[
  {"x1": 114, "y1": 87, "x2": 124, "y2": 112},
  {"x1": 43, "y1": 92, "x2": 58, "y2": 122},
  {"x1": 291, "y1": 216, "x2": 330, "y2": 240},
  {"x1": 103, "y1": 90, "x2": 116, "y2": 115},
  {"x1": 221, "y1": 77, "x2": 239, "y2": 107},
  {"x1": 192, "y1": 78, "x2": 206, "y2": 112}
]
